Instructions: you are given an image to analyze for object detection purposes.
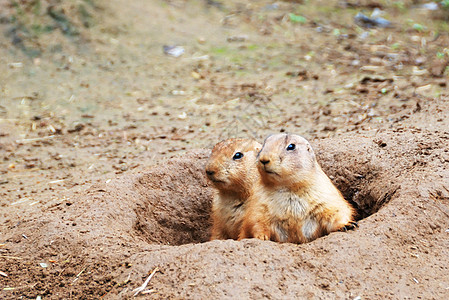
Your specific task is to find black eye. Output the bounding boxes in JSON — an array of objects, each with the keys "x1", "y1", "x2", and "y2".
[
  {"x1": 287, "y1": 144, "x2": 296, "y2": 151},
  {"x1": 233, "y1": 152, "x2": 244, "y2": 160}
]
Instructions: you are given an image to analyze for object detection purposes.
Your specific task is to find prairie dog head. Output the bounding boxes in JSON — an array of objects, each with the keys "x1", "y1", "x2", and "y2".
[
  {"x1": 205, "y1": 138, "x2": 262, "y2": 195},
  {"x1": 258, "y1": 133, "x2": 317, "y2": 188}
]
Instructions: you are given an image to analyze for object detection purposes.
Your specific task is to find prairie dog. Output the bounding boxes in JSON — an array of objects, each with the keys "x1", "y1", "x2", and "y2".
[
  {"x1": 239, "y1": 133, "x2": 355, "y2": 243},
  {"x1": 205, "y1": 138, "x2": 262, "y2": 240}
]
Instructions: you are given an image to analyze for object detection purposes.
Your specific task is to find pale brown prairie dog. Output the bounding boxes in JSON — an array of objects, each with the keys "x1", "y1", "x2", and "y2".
[
  {"x1": 239, "y1": 133, "x2": 356, "y2": 243},
  {"x1": 205, "y1": 138, "x2": 262, "y2": 240}
]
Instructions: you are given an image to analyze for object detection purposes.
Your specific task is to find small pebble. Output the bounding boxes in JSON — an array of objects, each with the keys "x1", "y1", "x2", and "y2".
[
  {"x1": 163, "y1": 45, "x2": 185, "y2": 57},
  {"x1": 227, "y1": 35, "x2": 248, "y2": 42}
]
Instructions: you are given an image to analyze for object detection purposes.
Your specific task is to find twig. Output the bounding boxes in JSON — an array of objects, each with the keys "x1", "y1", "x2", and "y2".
[
  {"x1": 0, "y1": 271, "x2": 8, "y2": 277},
  {"x1": 72, "y1": 266, "x2": 87, "y2": 283},
  {"x1": 10, "y1": 198, "x2": 31, "y2": 206},
  {"x1": 58, "y1": 268, "x2": 66, "y2": 277},
  {"x1": 48, "y1": 179, "x2": 65, "y2": 184},
  {"x1": 15, "y1": 135, "x2": 55, "y2": 144},
  {"x1": 0, "y1": 255, "x2": 23, "y2": 260},
  {"x1": 132, "y1": 267, "x2": 159, "y2": 297},
  {"x1": 75, "y1": 267, "x2": 86, "y2": 277}
]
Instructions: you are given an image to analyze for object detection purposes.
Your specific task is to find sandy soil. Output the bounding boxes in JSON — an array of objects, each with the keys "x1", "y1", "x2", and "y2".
[{"x1": 0, "y1": 0, "x2": 448, "y2": 298}]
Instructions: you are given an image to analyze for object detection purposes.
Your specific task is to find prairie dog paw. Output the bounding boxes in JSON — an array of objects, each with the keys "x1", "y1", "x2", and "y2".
[
  {"x1": 254, "y1": 233, "x2": 270, "y2": 240},
  {"x1": 339, "y1": 221, "x2": 359, "y2": 232}
]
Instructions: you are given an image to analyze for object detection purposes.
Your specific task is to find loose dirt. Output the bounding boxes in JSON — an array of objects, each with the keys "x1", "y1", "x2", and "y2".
[{"x1": 1, "y1": 0, "x2": 448, "y2": 298}]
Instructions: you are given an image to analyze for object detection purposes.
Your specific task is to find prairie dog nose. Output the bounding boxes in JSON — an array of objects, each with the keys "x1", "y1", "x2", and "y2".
[
  {"x1": 206, "y1": 170, "x2": 215, "y2": 176},
  {"x1": 260, "y1": 158, "x2": 270, "y2": 165}
]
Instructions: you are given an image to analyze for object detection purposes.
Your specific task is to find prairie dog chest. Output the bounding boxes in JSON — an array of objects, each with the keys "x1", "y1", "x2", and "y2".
[
  {"x1": 266, "y1": 189, "x2": 316, "y2": 243},
  {"x1": 266, "y1": 189, "x2": 309, "y2": 220},
  {"x1": 213, "y1": 194, "x2": 245, "y2": 219}
]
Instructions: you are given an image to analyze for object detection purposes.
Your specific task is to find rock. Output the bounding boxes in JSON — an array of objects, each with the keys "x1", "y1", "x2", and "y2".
[
  {"x1": 354, "y1": 12, "x2": 392, "y2": 28},
  {"x1": 67, "y1": 123, "x2": 85, "y2": 133},
  {"x1": 430, "y1": 59, "x2": 449, "y2": 77},
  {"x1": 163, "y1": 45, "x2": 185, "y2": 57}
]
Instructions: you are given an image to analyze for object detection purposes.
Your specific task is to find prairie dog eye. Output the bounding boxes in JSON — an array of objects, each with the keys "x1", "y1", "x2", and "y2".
[
  {"x1": 233, "y1": 152, "x2": 244, "y2": 160},
  {"x1": 286, "y1": 144, "x2": 296, "y2": 151}
]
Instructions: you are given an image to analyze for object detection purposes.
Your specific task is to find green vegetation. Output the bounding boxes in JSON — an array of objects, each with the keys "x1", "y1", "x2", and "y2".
[
  {"x1": 391, "y1": 42, "x2": 401, "y2": 50},
  {"x1": 209, "y1": 44, "x2": 263, "y2": 68},
  {"x1": 412, "y1": 23, "x2": 425, "y2": 32},
  {"x1": 288, "y1": 13, "x2": 307, "y2": 24},
  {"x1": 392, "y1": 1, "x2": 406, "y2": 12}
]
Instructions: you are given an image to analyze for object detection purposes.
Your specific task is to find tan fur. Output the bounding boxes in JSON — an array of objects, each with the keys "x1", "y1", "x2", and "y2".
[
  {"x1": 239, "y1": 133, "x2": 355, "y2": 243},
  {"x1": 205, "y1": 138, "x2": 262, "y2": 240}
]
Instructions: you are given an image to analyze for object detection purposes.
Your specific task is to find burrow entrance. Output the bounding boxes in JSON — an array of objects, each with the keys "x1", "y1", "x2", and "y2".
[{"x1": 131, "y1": 150, "x2": 399, "y2": 246}]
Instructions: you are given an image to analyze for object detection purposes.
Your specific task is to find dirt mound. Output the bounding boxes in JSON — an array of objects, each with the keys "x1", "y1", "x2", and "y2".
[
  {"x1": 1, "y1": 99, "x2": 448, "y2": 299},
  {"x1": 3, "y1": 0, "x2": 449, "y2": 298}
]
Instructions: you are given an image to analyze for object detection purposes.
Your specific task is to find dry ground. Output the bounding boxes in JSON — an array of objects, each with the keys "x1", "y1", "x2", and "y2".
[{"x1": 0, "y1": 0, "x2": 448, "y2": 298}]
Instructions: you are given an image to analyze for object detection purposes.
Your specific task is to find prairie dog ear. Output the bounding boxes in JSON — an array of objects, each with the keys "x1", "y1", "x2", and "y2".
[{"x1": 262, "y1": 134, "x2": 274, "y2": 144}]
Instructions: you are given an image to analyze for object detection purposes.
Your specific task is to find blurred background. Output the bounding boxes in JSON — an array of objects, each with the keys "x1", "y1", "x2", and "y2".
[{"x1": 0, "y1": 0, "x2": 448, "y2": 207}]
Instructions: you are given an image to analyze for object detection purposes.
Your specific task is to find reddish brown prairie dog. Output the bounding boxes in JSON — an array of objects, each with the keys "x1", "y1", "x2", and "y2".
[
  {"x1": 205, "y1": 138, "x2": 262, "y2": 240},
  {"x1": 239, "y1": 133, "x2": 356, "y2": 243}
]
